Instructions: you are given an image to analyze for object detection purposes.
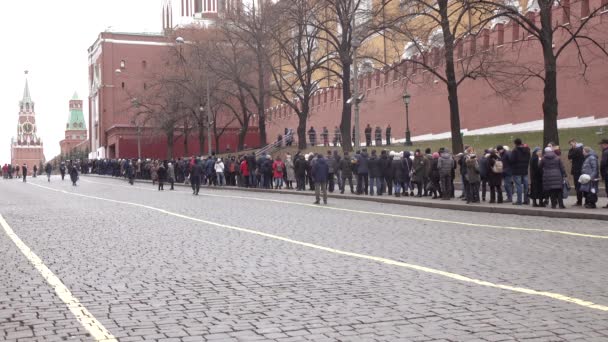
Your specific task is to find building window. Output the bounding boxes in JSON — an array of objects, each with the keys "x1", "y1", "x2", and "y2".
[
  {"x1": 121, "y1": 82, "x2": 125, "y2": 89},
  {"x1": 120, "y1": 60, "x2": 126, "y2": 69},
  {"x1": 142, "y1": 60, "x2": 147, "y2": 69},
  {"x1": 143, "y1": 83, "x2": 147, "y2": 90}
]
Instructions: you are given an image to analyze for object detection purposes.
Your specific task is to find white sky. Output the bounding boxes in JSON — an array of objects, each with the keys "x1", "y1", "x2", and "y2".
[{"x1": 0, "y1": 0, "x2": 161, "y2": 163}]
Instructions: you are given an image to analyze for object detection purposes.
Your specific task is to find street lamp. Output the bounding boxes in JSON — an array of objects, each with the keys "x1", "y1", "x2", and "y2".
[
  {"x1": 352, "y1": 37, "x2": 361, "y2": 149},
  {"x1": 403, "y1": 92, "x2": 412, "y2": 146}
]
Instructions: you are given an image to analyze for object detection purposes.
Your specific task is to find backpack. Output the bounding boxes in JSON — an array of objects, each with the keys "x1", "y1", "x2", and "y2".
[
  {"x1": 492, "y1": 159, "x2": 503, "y2": 174},
  {"x1": 276, "y1": 163, "x2": 283, "y2": 173}
]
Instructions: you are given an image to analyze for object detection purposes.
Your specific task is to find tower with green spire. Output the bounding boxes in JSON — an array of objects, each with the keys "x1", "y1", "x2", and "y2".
[{"x1": 60, "y1": 92, "x2": 88, "y2": 157}]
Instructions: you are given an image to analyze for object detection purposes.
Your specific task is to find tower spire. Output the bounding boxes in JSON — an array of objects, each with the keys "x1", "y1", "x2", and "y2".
[{"x1": 22, "y1": 70, "x2": 32, "y2": 104}]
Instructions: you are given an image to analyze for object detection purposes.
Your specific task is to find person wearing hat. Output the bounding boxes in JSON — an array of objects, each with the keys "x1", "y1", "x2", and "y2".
[
  {"x1": 539, "y1": 146, "x2": 567, "y2": 209},
  {"x1": 600, "y1": 138, "x2": 608, "y2": 208}
]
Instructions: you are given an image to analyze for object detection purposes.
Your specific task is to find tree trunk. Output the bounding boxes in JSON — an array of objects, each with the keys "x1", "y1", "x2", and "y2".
[
  {"x1": 542, "y1": 58, "x2": 559, "y2": 146},
  {"x1": 238, "y1": 117, "x2": 249, "y2": 151},
  {"x1": 215, "y1": 130, "x2": 221, "y2": 154},
  {"x1": 183, "y1": 126, "x2": 189, "y2": 156},
  {"x1": 166, "y1": 130, "x2": 174, "y2": 160},
  {"x1": 257, "y1": 53, "x2": 268, "y2": 147},
  {"x1": 439, "y1": 0, "x2": 463, "y2": 154},
  {"x1": 198, "y1": 125, "x2": 205, "y2": 156},
  {"x1": 340, "y1": 63, "x2": 353, "y2": 152},
  {"x1": 297, "y1": 112, "x2": 308, "y2": 150},
  {"x1": 540, "y1": 7, "x2": 559, "y2": 146}
]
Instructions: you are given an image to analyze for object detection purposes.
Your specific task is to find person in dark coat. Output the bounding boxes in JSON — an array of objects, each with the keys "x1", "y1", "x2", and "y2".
[
  {"x1": 511, "y1": 138, "x2": 531, "y2": 205},
  {"x1": 126, "y1": 160, "x2": 135, "y2": 185},
  {"x1": 539, "y1": 147, "x2": 567, "y2": 209},
  {"x1": 356, "y1": 149, "x2": 369, "y2": 195},
  {"x1": 487, "y1": 151, "x2": 504, "y2": 203},
  {"x1": 45, "y1": 163, "x2": 52, "y2": 182},
  {"x1": 429, "y1": 152, "x2": 441, "y2": 199},
  {"x1": 60, "y1": 162, "x2": 66, "y2": 181},
  {"x1": 385, "y1": 125, "x2": 392, "y2": 146},
  {"x1": 381, "y1": 150, "x2": 393, "y2": 196},
  {"x1": 479, "y1": 150, "x2": 490, "y2": 201},
  {"x1": 69, "y1": 163, "x2": 78, "y2": 186},
  {"x1": 391, "y1": 152, "x2": 406, "y2": 197},
  {"x1": 568, "y1": 139, "x2": 585, "y2": 205},
  {"x1": 312, "y1": 154, "x2": 329, "y2": 205},
  {"x1": 294, "y1": 154, "x2": 307, "y2": 191},
  {"x1": 157, "y1": 163, "x2": 167, "y2": 191},
  {"x1": 190, "y1": 159, "x2": 203, "y2": 195},
  {"x1": 338, "y1": 152, "x2": 354, "y2": 194},
  {"x1": 368, "y1": 150, "x2": 382, "y2": 196},
  {"x1": 412, "y1": 149, "x2": 429, "y2": 197},
  {"x1": 402, "y1": 151, "x2": 413, "y2": 196},
  {"x1": 600, "y1": 138, "x2": 608, "y2": 208},
  {"x1": 364, "y1": 124, "x2": 372, "y2": 146},
  {"x1": 22, "y1": 164, "x2": 28, "y2": 182},
  {"x1": 529, "y1": 147, "x2": 545, "y2": 207}
]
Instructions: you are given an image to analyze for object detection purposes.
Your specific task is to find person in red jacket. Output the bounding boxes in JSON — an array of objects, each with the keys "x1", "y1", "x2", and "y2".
[
  {"x1": 240, "y1": 158, "x2": 250, "y2": 187},
  {"x1": 272, "y1": 156, "x2": 286, "y2": 189}
]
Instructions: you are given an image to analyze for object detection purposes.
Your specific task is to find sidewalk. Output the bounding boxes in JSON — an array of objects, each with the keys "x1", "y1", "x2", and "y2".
[{"x1": 85, "y1": 175, "x2": 608, "y2": 221}]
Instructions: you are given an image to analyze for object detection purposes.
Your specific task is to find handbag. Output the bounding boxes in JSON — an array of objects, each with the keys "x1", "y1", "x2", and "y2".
[{"x1": 562, "y1": 179, "x2": 571, "y2": 199}]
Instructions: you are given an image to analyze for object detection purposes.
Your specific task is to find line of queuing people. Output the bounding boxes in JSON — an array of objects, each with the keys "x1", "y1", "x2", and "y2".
[{"x1": 72, "y1": 137, "x2": 608, "y2": 209}]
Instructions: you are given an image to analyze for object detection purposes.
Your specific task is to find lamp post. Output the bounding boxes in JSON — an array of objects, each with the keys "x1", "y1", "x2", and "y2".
[
  {"x1": 403, "y1": 92, "x2": 412, "y2": 146},
  {"x1": 200, "y1": 104, "x2": 212, "y2": 155},
  {"x1": 352, "y1": 37, "x2": 361, "y2": 149}
]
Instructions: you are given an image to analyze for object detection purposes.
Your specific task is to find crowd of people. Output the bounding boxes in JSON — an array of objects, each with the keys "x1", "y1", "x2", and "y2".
[
  {"x1": 48, "y1": 137, "x2": 606, "y2": 209},
  {"x1": 300, "y1": 124, "x2": 393, "y2": 147},
  {"x1": 6, "y1": 137, "x2": 606, "y2": 208},
  {"x1": 2, "y1": 161, "x2": 81, "y2": 186}
]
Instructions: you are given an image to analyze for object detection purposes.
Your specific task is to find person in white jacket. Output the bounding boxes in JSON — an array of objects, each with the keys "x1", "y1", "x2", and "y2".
[{"x1": 215, "y1": 158, "x2": 225, "y2": 186}]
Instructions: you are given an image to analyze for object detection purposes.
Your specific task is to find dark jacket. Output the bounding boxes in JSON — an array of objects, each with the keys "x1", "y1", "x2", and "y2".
[
  {"x1": 529, "y1": 153, "x2": 543, "y2": 199},
  {"x1": 437, "y1": 153, "x2": 453, "y2": 177},
  {"x1": 510, "y1": 145, "x2": 531, "y2": 176},
  {"x1": 190, "y1": 163, "x2": 203, "y2": 180},
  {"x1": 487, "y1": 154, "x2": 503, "y2": 186},
  {"x1": 356, "y1": 152, "x2": 369, "y2": 174},
  {"x1": 500, "y1": 150, "x2": 512, "y2": 176},
  {"x1": 568, "y1": 144, "x2": 585, "y2": 175},
  {"x1": 157, "y1": 165, "x2": 167, "y2": 181},
  {"x1": 294, "y1": 157, "x2": 307, "y2": 177},
  {"x1": 479, "y1": 155, "x2": 489, "y2": 179},
  {"x1": 312, "y1": 156, "x2": 329, "y2": 183},
  {"x1": 368, "y1": 155, "x2": 382, "y2": 178},
  {"x1": 412, "y1": 155, "x2": 428, "y2": 183},
  {"x1": 465, "y1": 155, "x2": 481, "y2": 183},
  {"x1": 539, "y1": 151, "x2": 566, "y2": 191},
  {"x1": 392, "y1": 158, "x2": 406, "y2": 183},
  {"x1": 338, "y1": 156, "x2": 353, "y2": 178},
  {"x1": 601, "y1": 147, "x2": 608, "y2": 180}
]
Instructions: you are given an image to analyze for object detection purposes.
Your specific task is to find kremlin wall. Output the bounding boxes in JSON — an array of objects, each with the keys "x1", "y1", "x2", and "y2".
[{"x1": 263, "y1": 1, "x2": 608, "y2": 145}]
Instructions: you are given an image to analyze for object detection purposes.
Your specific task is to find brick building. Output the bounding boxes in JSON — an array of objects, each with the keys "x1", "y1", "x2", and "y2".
[
  {"x1": 11, "y1": 73, "x2": 45, "y2": 174},
  {"x1": 59, "y1": 93, "x2": 88, "y2": 157},
  {"x1": 88, "y1": 0, "x2": 259, "y2": 160}
]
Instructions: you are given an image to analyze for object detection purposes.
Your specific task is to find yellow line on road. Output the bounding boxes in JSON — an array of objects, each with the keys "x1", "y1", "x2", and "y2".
[
  {"x1": 0, "y1": 214, "x2": 117, "y2": 342},
  {"x1": 30, "y1": 182, "x2": 608, "y2": 312},
  {"x1": 81, "y1": 178, "x2": 608, "y2": 240}
]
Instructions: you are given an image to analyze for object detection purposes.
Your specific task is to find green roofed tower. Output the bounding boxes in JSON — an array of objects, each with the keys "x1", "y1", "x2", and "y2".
[
  {"x1": 67, "y1": 92, "x2": 86, "y2": 131},
  {"x1": 60, "y1": 92, "x2": 88, "y2": 157}
]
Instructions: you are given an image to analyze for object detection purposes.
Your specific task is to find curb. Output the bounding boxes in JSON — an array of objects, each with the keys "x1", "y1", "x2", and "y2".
[{"x1": 84, "y1": 175, "x2": 608, "y2": 221}]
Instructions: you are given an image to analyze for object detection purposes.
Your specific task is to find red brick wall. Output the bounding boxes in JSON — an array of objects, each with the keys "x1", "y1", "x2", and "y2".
[{"x1": 264, "y1": 5, "x2": 608, "y2": 144}]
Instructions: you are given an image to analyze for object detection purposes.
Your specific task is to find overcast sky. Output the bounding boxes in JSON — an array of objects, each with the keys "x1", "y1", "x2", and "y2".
[{"x1": 0, "y1": 0, "x2": 160, "y2": 163}]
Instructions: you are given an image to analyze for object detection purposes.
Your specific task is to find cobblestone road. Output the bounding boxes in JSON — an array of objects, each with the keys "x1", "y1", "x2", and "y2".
[{"x1": 1, "y1": 176, "x2": 607, "y2": 342}]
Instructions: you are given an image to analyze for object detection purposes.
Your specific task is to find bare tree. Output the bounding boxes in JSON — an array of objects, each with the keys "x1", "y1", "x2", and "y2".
[
  {"x1": 385, "y1": 0, "x2": 497, "y2": 153},
  {"x1": 473, "y1": 0, "x2": 608, "y2": 145},
  {"x1": 310, "y1": 0, "x2": 394, "y2": 152},
  {"x1": 207, "y1": 27, "x2": 257, "y2": 151},
  {"x1": 221, "y1": 1, "x2": 273, "y2": 147},
  {"x1": 266, "y1": 0, "x2": 327, "y2": 150}
]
